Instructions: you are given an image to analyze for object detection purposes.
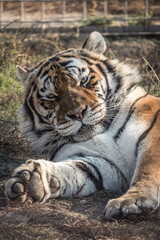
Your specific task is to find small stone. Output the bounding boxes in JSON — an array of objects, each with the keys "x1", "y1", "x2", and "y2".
[{"x1": 79, "y1": 199, "x2": 87, "y2": 205}]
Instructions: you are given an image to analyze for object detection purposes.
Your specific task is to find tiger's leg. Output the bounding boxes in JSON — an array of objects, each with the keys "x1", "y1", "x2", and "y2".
[
  {"x1": 105, "y1": 113, "x2": 160, "y2": 220},
  {"x1": 5, "y1": 158, "x2": 106, "y2": 203}
]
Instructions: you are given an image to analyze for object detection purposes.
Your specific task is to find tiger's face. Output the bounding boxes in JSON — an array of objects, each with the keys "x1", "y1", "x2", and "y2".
[{"x1": 17, "y1": 32, "x2": 109, "y2": 140}]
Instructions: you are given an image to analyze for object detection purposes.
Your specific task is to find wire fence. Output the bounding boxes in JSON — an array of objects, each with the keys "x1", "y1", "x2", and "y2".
[{"x1": 0, "y1": 0, "x2": 160, "y2": 34}]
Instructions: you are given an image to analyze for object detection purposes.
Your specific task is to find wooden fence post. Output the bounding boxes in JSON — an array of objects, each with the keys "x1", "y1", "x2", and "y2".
[
  {"x1": 0, "y1": 1, "x2": 3, "y2": 29},
  {"x1": 144, "y1": 0, "x2": 148, "y2": 31},
  {"x1": 83, "y1": 0, "x2": 87, "y2": 20},
  {"x1": 62, "y1": 0, "x2": 66, "y2": 27},
  {"x1": 20, "y1": 1, "x2": 24, "y2": 28},
  {"x1": 104, "y1": 0, "x2": 107, "y2": 17},
  {"x1": 124, "y1": 0, "x2": 128, "y2": 26},
  {"x1": 41, "y1": 1, "x2": 45, "y2": 30}
]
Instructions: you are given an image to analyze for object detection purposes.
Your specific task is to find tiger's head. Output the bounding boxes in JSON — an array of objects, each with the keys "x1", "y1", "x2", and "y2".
[{"x1": 17, "y1": 32, "x2": 140, "y2": 154}]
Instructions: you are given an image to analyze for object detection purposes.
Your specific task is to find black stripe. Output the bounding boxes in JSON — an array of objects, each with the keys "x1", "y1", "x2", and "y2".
[
  {"x1": 81, "y1": 52, "x2": 101, "y2": 62},
  {"x1": 92, "y1": 80, "x2": 98, "y2": 87},
  {"x1": 114, "y1": 108, "x2": 134, "y2": 140},
  {"x1": 23, "y1": 102, "x2": 35, "y2": 130},
  {"x1": 44, "y1": 136, "x2": 60, "y2": 148},
  {"x1": 84, "y1": 161, "x2": 104, "y2": 190},
  {"x1": 28, "y1": 95, "x2": 47, "y2": 125},
  {"x1": 49, "y1": 140, "x2": 69, "y2": 161},
  {"x1": 36, "y1": 61, "x2": 51, "y2": 75},
  {"x1": 100, "y1": 81, "x2": 106, "y2": 95},
  {"x1": 36, "y1": 90, "x2": 42, "y2": 98},
  {"x1": 97, "y1": 94, "x2": 105, "y2": 101},
  {"x1": 96, "y1": 63, "x2": 111, "y2": 97},
  {"x1": 32, "y1": 84, "x2": 37, "y2": 92},
  {"x1": 90, "y1": 75, "x2": 96, "y2": 80},
  {"x1": 42, "y1": 60, "x2": 51, "y2": 68},
  {"x1": 103, "y1": 61, "x2": 122, "y2": 93},
  {"x1": 32, "y1": 60, "x2": 45, "y2": 71},
  {"x1": 95, "y1": 89, "x2": 100, "y2": 92},
  {"x1": 114, "y1": 93, "x2": 148, "y2": 140},
  {"x1": 114, "y1": 76, "x2": 122, "y2": 93},
  {"x1": 37, "y1": 65, "x2": 44, "y2": 77},
  {"x1": 43, "y1": 133, "x2": 61, "y2": 154},
  {"x1": 102, "y1": 157, "x2": 129, "y2": 190},
  {"x1": 35, "y1": 50, "x2": 73, "y2": 76},
  {"x1": 74, "y1": 155, "x2": 128, "y2": 191},
  {"x1": 81, "y1": 154, "x2": 128, "y2": 189},
  {"x1": 91, "y1": 103, "x2": 101, "y2": 112},
  {"x1": 75, "y1": 152, "x2": 86, "y2": 158},
  {"x1": 44, "y1": 76, "x2": 50, "y2": 87},
  {"x1": 67, "y1": 65, "x2": 81, "y2": 73},
  {"x1": 90, "y1": 68, "x2": 96, "y2": 74},
  {"x1": 61, "y1": 55, "x2": 74, "y2": 58},
  {"x1": 37, "y1": 60, "x2": 55, "y2": 78},
  {"x1": 136, "y1": 109, "x2": 160, "y2": 157},
  {"x1": 60, "y1": 60, "x2": 73, "y2": 67},
  {"x1": 49, "y1": 56, "x2": 60, "y2": 62},
  {"x1": 74, "y1": 162, "x2": 103, "y2": 191},
  {"x1": 65, "y1": 73, "x2": 75, "y2": 81},
  {"x1": 81, "y1": 57, "x2": 93, "y2": 65},
  {"x1": 104, "y1": 61, "x2": 114, "y2": 73},
  {"x1": 127, "y1": 82, "x2": 138, "y2": 93},
  {"x1": 82, "y1": 36, "x2": 89, "y2": 49},
  {"x1": 41, "y1": 69, "x2": 49, "y2": 79},
  {"x1": 35, "y1": 128, "x2": 53, "y2": 137}
]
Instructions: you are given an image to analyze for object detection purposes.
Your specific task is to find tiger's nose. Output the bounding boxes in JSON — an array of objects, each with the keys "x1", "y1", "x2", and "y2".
[{"x1": 67, "y1": 106, "x2": 87, "y2": 121}]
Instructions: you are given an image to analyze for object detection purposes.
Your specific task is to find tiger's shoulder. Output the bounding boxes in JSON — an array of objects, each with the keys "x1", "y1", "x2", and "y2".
[{"x1": 135, "y1": 94, "x2": 160, "y2": 121}]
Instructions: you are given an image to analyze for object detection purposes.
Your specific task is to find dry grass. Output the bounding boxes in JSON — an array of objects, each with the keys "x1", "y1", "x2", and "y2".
[
  {"x1": 0, "y1": 188, "x2": 160, "y2": 240},
  {"x1": 0, "y1": 32, "x2": 160, "y2": 240}
]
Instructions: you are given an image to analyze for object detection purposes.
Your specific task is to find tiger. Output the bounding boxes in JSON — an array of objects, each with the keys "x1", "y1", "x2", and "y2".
[{"x1": 5, "y1": 32, "x2": 160, "y2": 220}]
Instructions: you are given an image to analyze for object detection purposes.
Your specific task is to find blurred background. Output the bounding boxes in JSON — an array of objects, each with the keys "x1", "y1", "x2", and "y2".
[{"x1": 0, "y1": 0, "x2": 160, "y2": 31}]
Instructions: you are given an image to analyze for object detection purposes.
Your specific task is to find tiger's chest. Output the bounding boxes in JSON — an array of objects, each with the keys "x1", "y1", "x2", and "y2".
[{"x1": 53, "y1": 115, "x2": 148, "y2": 180}]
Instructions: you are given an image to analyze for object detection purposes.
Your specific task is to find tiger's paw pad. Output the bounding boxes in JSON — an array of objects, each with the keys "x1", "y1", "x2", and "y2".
[
  {"x1": 104, "y1": 195, "x2": 158, "y2": 220},
  {"x1": 5, "y1": 160, "x2": 45, "y2": 203}
]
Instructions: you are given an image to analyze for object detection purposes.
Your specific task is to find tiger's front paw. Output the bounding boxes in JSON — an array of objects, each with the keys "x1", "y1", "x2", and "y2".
[
  {"x1": 5, "y1": 159, "x2": 60, "y2": 203},
  {"x1": 104, "y1": 192, "x2": 158, "y2": 220}
]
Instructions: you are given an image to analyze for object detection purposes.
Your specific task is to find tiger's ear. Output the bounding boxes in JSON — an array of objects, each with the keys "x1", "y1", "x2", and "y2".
[
  {"x1": 82, "y1": 31, "x2": 106, "y2": 54},
  {"x1": 16, "y1": 65, "x2": 29, "y2": 85}
]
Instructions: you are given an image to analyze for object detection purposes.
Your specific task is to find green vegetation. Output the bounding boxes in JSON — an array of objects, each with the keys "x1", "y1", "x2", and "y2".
[
  {"x1": 85, "y1": 17, "x2": 113, "y2": 26},
  {"x1": 128, "y1": 13, "x2": 154, "y2": 26},
  {"x1": 0, "y1": 33, "x2": 44, "y2": 123},
  {"x1": 0, "y1": 35, "x2": 21, "y2": 124}
]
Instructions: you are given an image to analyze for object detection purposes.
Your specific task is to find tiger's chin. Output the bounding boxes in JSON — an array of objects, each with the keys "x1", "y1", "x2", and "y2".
[
  {"x1": 54, "y1": 117, "x2": 106, "y2": 141},
  {"x1": 55, "y1": 121, "x2": 82, "y2": 137}
]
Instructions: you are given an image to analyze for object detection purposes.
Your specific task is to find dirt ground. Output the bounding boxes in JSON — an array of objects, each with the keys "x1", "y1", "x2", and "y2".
[
  {"x1": 0, "y1": 32, "x2": 160, "y2": 239},
  {"x1": 0, "y1": 187, "x2": 160, "y2": 240}
]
